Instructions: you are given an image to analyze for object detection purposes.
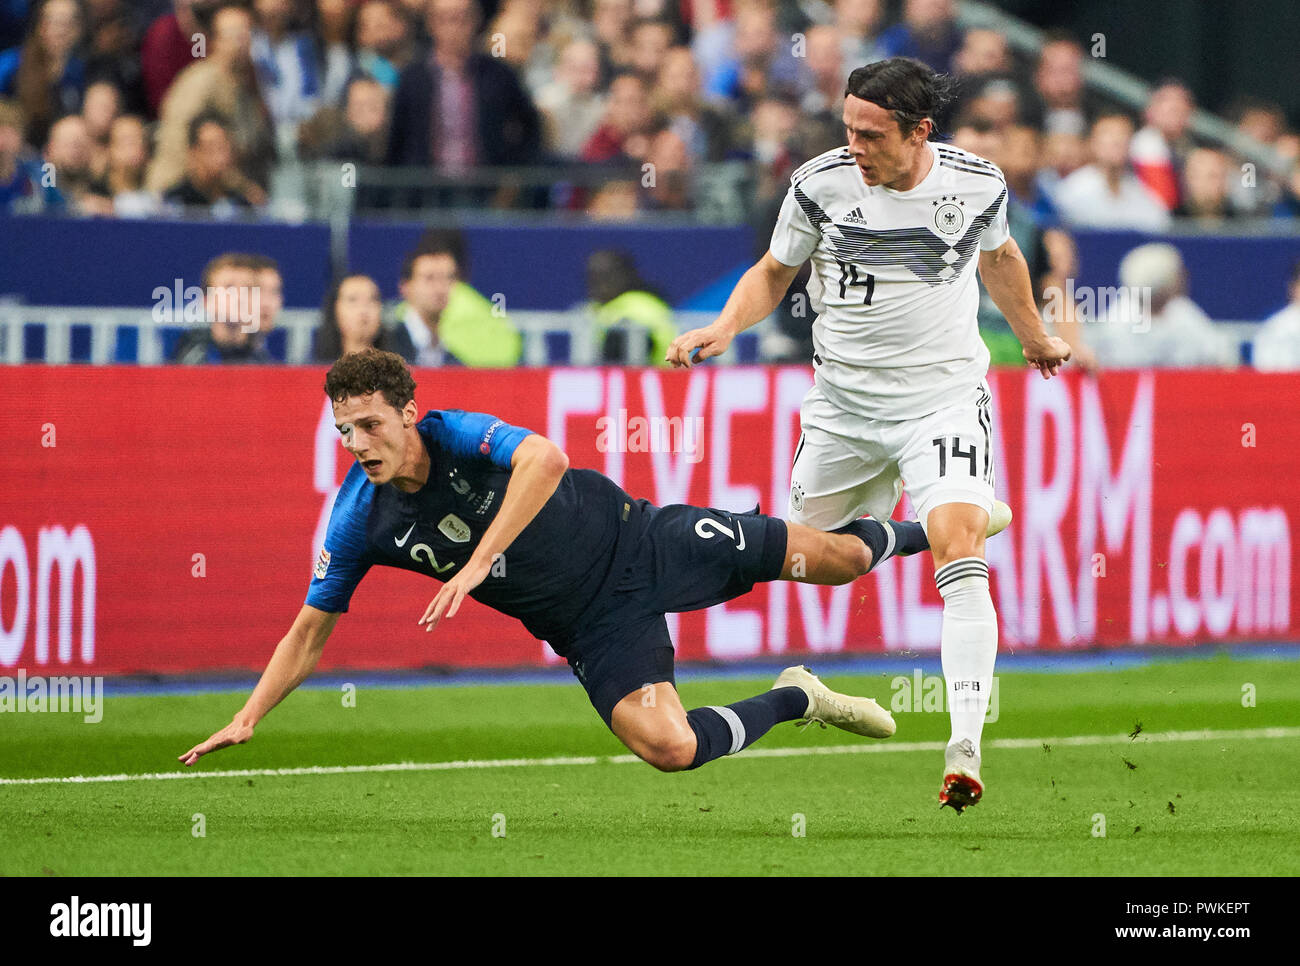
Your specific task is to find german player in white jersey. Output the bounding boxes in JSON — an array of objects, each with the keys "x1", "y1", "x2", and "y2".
[{"x1": 667, "y1": 58, "x2": 1072, "y2": 812}]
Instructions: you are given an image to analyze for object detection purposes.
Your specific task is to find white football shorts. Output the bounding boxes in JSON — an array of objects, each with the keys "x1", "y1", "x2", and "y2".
[{"x1": 788, "y1": 379, "x2": 997, "y2": 533}]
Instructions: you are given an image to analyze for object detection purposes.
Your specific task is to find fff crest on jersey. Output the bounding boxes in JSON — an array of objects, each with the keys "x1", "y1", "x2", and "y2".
[{"x1": 933, "y1": 195, "x2": 966, "y2": 236}]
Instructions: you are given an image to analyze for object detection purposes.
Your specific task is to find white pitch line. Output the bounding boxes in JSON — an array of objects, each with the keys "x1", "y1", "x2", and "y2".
[{"x1": 2, "y1": 726, "x2": 1296, "y2": 786}]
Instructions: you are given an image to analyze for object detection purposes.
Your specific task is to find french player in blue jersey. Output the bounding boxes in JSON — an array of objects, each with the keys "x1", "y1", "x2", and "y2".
[{"x1": 181, "y1": 349, "x2": 1008, "y2": 773}]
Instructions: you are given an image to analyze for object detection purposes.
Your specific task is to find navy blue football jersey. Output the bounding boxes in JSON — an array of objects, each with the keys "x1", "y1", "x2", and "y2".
[{"x1": 306, "y1": 410, "x2": 632, "y2": 640}]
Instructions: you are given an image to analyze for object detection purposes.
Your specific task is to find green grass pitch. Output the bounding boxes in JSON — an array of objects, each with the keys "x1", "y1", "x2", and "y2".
[{"x1": 2, "y1": 652, "x2": 1298, "y2": 876}]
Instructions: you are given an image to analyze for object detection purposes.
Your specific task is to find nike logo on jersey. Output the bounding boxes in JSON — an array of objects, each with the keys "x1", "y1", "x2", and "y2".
[
  {"x1": 695, "y1": 517, "x2": 746, "y2": 551},
  {"x1": 395, "y1": 523, "x2": 416, "y2": 547}
]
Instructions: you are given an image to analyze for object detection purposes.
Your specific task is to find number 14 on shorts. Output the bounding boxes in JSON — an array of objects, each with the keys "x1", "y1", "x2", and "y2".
[{"x1": 932, "y1": 436, "x2": 979, "y2": 477}]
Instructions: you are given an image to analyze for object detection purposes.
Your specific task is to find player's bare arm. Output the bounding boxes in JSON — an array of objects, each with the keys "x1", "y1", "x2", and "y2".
[
  {"x1": 978, "y1": 236, "x2": 1072, "y2": 379},
  {"x1": 417, "y1": 433, "x2": 569, "y2": 631},
  {"x1": 177, "y1": 604, "x2": 340, "y2": 766},
  {"x1": 665, "y1": 253, "x2": 801, "y2": 367}
]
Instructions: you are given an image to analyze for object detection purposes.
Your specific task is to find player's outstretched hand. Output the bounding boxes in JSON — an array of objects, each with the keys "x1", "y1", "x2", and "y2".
[
  {"x1": 666, "y1": 322, "x2": 734, "y2": 367},
  {"x1": 418, "y1": 555, "x2": 492, "y2": 633},
  {"x1": 1024, "y1": 336, "x2": 1072, "y2": 379},
  {"x1": 178, "y1": 718, "x2": 253, "y2": 767}
]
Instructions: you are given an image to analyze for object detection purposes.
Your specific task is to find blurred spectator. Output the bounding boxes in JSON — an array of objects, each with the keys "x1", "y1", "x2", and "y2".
[
  {"x1": 298, "y1": 73, "x2": 390, "y2": 163},
  {"x1": 314, "y1": 272, "x2": 414, "y2": 362},
  {"x1": 799, "y1": 24, "x2": 842, "y2": 116},
  {"x1": 386, "y1": 0, "x2": 541, "y2": 178},
  {"x1": 1053, "y1": 112, "x2": 1170, "y2": 231},
  {"x1": 1038, "y1": 128, "x2": 1085, "y2": 195},
  {"x1": 943, "y1": 26, "x2": 1014, "y2": 129},
  {"x1": 171, "y1": 253, "x2": 274, "y2": 364},
  {"x1": 581, "y1": 69, "x2": 652, "y2": 162},
  {"x1": 83, "y1": 113, "x2": 156, "y2": 215},
  {"x1": 80, "y1": 77, "x2": 118, "y2": 174},
  {"x1": 1233, "y1": 97, "x2": 1288, "y2": 147},
  {"x1": 162, "y1": 110, "x2": 256, "y2": 211},
  {"x1": 1130, "y1": 80, "x2": 1194, "y2": 211},
  {"x1": 953, "y1": 26, "x2": 1010, "y2": 78},
  {"x1": 313, "y1": 0, "x2": 355, "y2": 107},
  {"x1": 83, "y1": 0, "x2": 146, "y2": 115},
  {"x1": 390, "y1": 230, "x2": 523, "y2": 367},
  {"x1": 1274, "y1": 158, "x2": 1300, "y2": 219},
  {"x1": 1228, "y1": 97, "x2": 1288, "y2": 215},
  {"x1": 41, "y1": 112, "x2": 93, "y2": 208},
  {"x1": 1089, "y1": 243, "x2": 1234, "y2": 369},
  {"x1": 0, "y1": 0, "x2": 86, "y2": 147},
  {"x1": 1031, "y1": 32, "x2": 1098, "y2": 137},
  {"x1": 653, "y1": 44, "x2": 733, "y2": 163},
  {"x1": 641, "y1": 121, "x2": 690, "y2": 210},
  {"x1": 1252, "y1": 259, "x2": 1300, "y2": 370},
  {"x1": 0, "y1": 97, "x2": 54, "y2": 210},
  {"x1": 833, "y1": 0, "x2": 883, "y2": 70},
  {"x1": 874, "y1": 0, "x2": 961, "y2": 75},
  {"x1": 744, "y1": 92, "x2": 803, "y2": 212},
  {"x1": 251, "y1": 0, "x2": 327, "y2": 147},
  {"x1": 248, "y1": 253, "x2": 283, "y2": 351},
  {"x1": 585, "y1": 178, "x2": 639, "y2": 218},
  {"x1": 628, "y1": 16, "x2": 674, "y2": 85},
  {"x1": 147, "y1": 3, "x2": 277, "y2": 194},
  {"x1": 585, "y1": 249, "x2": 676, "y2": 364},
  {"x1": 355, "y1": 0, "x2": 415, "y2": 89},
  {"x1": 140, "y1": 0, "x2": 213, "y2": 118},
  {"x1": 999, "y1": 123, "x2": 1059, "y2": 226},
  {"x1": 1174, "y1": 147, "x2": 1240, "y2": 221},
  {"x1": 961, "y1": 76, "x2": 1030, "y2": 132},
  {"x1": 536, "y1": 37, "x2": 604, "y2": 158},
  {"x1": 488, "y1": 0, "x2": 555, "y2": 96},
  {"x1": 703, "y1": 1, "x2": 801, "y2": 112},
  {"x1": 592, "y1": 0, "x2": 634, "y2": 80}
]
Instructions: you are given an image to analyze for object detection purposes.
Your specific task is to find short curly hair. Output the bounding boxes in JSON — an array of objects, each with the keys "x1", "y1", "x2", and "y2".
[{"x1": 324, "y1": 348, "x2": 417, "y2": 411}]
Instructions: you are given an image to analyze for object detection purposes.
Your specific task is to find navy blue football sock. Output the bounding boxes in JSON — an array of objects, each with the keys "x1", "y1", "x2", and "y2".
[
  {"x1": 833, "y1": 517, "x2": 929, "y2": 571},
  {"x1": 685, "y1": 686, "x2": 808, "y2": 770}
]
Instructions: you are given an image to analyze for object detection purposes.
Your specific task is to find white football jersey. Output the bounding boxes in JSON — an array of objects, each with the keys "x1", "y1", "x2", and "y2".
[{"x1": 770, "y1": 141, "x2": 1011, "y2": 420}]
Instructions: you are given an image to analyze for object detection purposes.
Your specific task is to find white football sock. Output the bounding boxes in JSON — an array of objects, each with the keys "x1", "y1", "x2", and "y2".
[{"x1": 935, "y1": 557, "x2": 998, "y2": 756}]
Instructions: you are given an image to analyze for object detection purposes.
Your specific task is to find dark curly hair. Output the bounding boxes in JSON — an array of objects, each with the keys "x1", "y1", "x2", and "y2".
[{"x1": 324, "y1": 348, "x2": 417, "y2": 411}]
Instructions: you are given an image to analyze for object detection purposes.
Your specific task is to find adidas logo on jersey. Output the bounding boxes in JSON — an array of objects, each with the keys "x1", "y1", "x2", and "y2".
[{"x1": 840, "y1": 206, "x2": 869, "y2": 226}]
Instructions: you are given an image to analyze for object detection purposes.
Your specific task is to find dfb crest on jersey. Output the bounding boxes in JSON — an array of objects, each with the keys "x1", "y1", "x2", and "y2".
[
  {"x1": 791, "y1": 482, "x2": 805, "y2": 513},
  {"x1": 933, "y1": 196, "x2": 966, "y2": 236}
]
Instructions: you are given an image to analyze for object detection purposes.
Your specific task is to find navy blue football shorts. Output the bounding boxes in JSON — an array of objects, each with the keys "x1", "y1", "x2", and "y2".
[{"x1": 556, "y1": 501, "x2": 788, "y2": 728}]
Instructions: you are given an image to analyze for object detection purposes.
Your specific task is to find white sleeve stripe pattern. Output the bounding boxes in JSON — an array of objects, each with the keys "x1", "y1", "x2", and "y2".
[
  {"x1": 940, "y1": 161, "x2": 1006, "y2": 182},
  {"x1": 935, "y1": 146, "x2": 999, "y2": 169},
  {"x1": 792, "y1": 148, "x2": 851, "y2": 184},
  {"x1": 793, "y1": 186, "x2": 832, "y2": 231},
  {"x1": 706, "y1": 705, "x2": 747, "y2": 756}
]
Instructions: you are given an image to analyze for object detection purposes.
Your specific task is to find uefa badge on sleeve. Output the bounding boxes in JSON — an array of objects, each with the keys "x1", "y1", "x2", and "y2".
[{"x1": 314, "y1": 548, "x2": 331, "y2": 579}]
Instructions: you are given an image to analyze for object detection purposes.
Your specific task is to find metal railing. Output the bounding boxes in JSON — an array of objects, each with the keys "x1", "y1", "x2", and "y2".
[
  {"x1": 0, "y1": 304, "x2": 756, "y2": 367},
  {"x1": 0, "y1": 301, "x2": 1266, "y2": 367}
]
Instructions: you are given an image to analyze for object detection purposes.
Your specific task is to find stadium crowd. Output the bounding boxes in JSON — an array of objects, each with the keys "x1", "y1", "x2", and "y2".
[
  {"x1": 2, "y1": 0, "x2": 1297, "y2": 370},
  {"x1": 1, "y1": 0, "x2": 1298, "y2": 223}
]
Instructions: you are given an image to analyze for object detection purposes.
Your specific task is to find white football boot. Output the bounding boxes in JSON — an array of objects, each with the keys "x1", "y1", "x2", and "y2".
[
  {"x1": 772, "y1": 665, "x2": 896, "y2": 739},
  {"x1": 939, "y1": 738, "x2": 983, "y2": 814}
]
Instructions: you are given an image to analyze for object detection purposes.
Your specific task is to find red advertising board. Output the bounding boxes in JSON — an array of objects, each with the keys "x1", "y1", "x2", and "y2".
[{"x1": 1, "y1": 366, "x2": 1295, "y2": 674}]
